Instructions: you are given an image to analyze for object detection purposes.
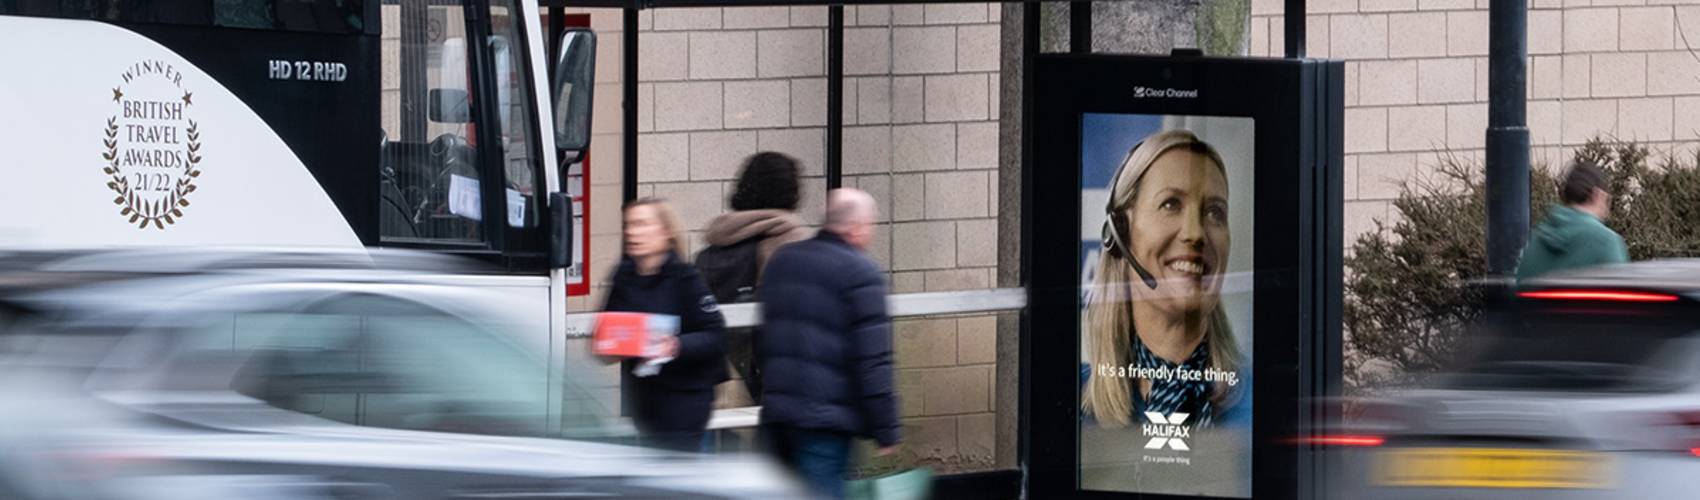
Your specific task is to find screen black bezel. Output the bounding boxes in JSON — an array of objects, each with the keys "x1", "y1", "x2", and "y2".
[{"x1": 1026, "y1": 53, "x2": 1340, "y2": 500}]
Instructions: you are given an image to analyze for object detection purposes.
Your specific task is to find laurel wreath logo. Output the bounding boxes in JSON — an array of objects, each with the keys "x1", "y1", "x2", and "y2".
[{"x1": 102, "y1": 109, "x2": 199, "y2": 230}]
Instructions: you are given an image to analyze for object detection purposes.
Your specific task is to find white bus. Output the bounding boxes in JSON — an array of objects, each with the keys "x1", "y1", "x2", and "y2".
[
  {"x1": 1, "y1": 1, "x2": 595, "y2": 336},
  {"x1": 0, "y1": 0, "x2": 593, "y2": 260}
]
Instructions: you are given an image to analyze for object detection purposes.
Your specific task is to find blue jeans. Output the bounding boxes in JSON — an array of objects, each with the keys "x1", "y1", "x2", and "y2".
[{"x1": 763, "y1": 425, "x2": 853, "y2": 499}]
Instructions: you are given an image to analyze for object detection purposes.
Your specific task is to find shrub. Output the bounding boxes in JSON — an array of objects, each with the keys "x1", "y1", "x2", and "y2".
[{"x1": 1344, "y1": 140, "x2": 1700, "y2": 393}]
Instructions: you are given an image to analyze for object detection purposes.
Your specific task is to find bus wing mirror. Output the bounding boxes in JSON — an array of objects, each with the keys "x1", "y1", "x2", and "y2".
[
  {"x1": 552, "y1": 29, "x2": 596, "y2": 155},
  {"x1": 429, "y1": 88, "x2": 472, "y2": 123},
  {"x1": 549, "y1": 192, "x2": 575, "y2": 269}
]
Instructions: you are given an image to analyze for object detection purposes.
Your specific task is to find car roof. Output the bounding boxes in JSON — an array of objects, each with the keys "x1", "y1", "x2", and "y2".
[
  {"x1": 0, "y1": 247, "x2": 493, "y2": 274},
  {"x1": 1525, "y1": 259, "x2": 1700, "y2": 296},
  {"x1": 0, "y1": 247, "x2": 497, "y2": 296},
  {"x1": 0, "y1": 248, "x2": 527, "y2": 325}
]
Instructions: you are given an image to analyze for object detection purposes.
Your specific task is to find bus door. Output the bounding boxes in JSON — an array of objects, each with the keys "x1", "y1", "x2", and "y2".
[{"x1": 377, "y1": 0, "x2": 594, "y2": 437}]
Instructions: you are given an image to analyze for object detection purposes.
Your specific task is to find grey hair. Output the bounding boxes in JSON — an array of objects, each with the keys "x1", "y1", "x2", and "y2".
[{"x1": 825, "y1": 188, "x2": 875, "y2": 230}]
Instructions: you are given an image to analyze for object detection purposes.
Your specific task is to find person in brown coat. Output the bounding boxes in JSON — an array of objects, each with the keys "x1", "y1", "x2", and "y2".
[{"x1": 698, "y1": 152, "x2": 812, "y2": 405}]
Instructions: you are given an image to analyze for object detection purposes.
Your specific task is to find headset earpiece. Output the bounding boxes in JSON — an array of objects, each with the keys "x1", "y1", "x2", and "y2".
[
  {"x1": 1103, "y1": 200, "x2": 1158, "y2": 290},
  {"x1": 1100, "y1": 218, "x2": 1122, "y2": 257},
  {"x1": 1103, "y1": 139, "x2": 1159, "y2": 290}
]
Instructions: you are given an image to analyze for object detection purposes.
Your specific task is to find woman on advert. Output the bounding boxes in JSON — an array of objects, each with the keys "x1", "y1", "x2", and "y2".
[
  {"x1": 1081, "y1": 129, "x2": 1245, "y2": 429},
  {"x1": 602, "y1": 198, "x2": 728, "y2": 452}
]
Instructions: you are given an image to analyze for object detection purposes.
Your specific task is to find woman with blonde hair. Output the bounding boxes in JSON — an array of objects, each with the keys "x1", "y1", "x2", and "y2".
[
  {"x1": 602, "y1": 197, "x2": 727, "y2": 451},
  {"x1": 1082, "y1": 129, "x2": 1243, "y2": 429}
]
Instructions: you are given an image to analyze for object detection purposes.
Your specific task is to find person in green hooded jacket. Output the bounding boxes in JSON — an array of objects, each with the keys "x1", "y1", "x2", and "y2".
[{"x1": 1515, "y1": 161, "x2": 1628, "y2": 281}]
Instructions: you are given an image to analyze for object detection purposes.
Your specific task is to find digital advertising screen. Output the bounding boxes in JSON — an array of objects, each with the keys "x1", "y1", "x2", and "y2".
[
  {"x1": 1028, "y1": 54, "x2": 1342, "y2": 500},
  {"x1": 1077, "y1": 114, "x2": 1256, "y2": 498}
]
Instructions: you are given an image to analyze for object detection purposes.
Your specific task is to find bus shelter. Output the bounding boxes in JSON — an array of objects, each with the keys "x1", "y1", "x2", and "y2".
[{"x1": 536, "y1": 0, "x2": 1343, "y2": 498}]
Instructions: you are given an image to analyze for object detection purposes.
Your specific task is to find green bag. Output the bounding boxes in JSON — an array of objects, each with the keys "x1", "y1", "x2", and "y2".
[{"x1": 846, "y1": 467, "x2": 934, "y2": 500}]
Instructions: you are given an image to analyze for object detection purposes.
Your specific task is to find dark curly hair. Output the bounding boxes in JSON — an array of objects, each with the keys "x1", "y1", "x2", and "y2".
[{"x1": 729, "y1": 152, "x2": 801, "y2": 211}]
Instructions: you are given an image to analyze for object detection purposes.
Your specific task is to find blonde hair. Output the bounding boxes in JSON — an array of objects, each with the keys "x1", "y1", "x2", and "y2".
[
  {"x1": 625, "y1": 197, "x2": 689, "y2": 260},
  {"x1": 1081, "y1": 129, "x2": 1242, "y2": 428}
]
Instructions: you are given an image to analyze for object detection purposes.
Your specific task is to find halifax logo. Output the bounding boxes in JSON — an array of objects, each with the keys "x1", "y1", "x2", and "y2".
[{"x1": 1141, "y1": 412, "x2": 1192, "y2": 451}]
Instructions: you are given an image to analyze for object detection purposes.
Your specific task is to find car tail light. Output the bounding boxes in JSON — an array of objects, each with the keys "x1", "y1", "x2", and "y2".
[
  {"x1": 1664, "y1": 410, "x2": 1700, "y2": 457},
  {"x1": 1517, "y1": 289, "x2": 1680, "y2": 302},
  {"x1": 1288, "y1": 434, "x2": 1386, "y2": 447}
]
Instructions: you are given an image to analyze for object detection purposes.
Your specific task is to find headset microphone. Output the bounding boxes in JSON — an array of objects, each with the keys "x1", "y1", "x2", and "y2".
[{"x1": 1129, "y1": 256, "x2": 1160, "y2": 290}]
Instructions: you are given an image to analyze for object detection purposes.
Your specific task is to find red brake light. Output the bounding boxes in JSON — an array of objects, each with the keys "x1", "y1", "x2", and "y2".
[
  {"x1": 1289, "y1": 434, "x2": 1386, "y2": 447},
  {"x1": 1517, "y1": 290, "x2": 1680, "y2": 302},
  {"x1": 1664, "y1": 411, "x2": 1700, "y2": 456}
]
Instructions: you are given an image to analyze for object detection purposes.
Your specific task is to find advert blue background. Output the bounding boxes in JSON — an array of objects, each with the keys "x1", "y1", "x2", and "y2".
[{"x1": 1080, "y1": 114, "x2": 1163, "y2": 190}]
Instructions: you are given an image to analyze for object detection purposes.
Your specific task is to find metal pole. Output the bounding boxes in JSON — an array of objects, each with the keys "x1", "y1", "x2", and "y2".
[
  {"x1": 1486, "y1": 0, "x2": 1530, "y2": 275},
  {"x1": 622, "y1": 8, "x2": 639, "y2": 204},
  {"x1": 548, "y1": 5, "x2": 565, "y2": 73},
  {"x1": 827, "y1": 6, "x2": 844, "y2": 191},
  {"x1": 1285, "y1": 0, "x2": 1305, "y2": 57},
  {"x1": 1016, "y1": 0, "x2": 1039, "y2": 483},
  {"x1": 464, "y1": 5, "x2": 508, "y2": 246},
  {"x1": 1070, "y1": 1, "x2": 1090, "y2": 53},
  {"x1": 400, "y1": 1, "x2": 427, "y2": 143}
]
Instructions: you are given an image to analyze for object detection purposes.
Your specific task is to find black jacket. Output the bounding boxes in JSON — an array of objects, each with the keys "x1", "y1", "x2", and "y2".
[
  {"x1": 602, "y1": 252, "x2": 729, "y2": 392},
  {"x1": 756, "y1": 231, "x2": 900, "y2": 447}
]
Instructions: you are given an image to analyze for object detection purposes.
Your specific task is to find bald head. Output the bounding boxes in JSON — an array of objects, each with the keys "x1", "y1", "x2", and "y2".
[{"x1": 826, "y1": 188, "x2": 878, "y2": 251}]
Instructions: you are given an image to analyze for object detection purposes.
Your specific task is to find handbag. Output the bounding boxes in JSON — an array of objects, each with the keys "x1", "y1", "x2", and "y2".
[{"x1": 845, "y1": 467, "x2": 933, "y2": 500}]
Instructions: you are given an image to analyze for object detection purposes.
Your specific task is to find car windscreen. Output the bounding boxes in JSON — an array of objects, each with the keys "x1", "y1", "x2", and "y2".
[{"x1": 1443, "y1": 314, "x2": 1700, "y2": 392}]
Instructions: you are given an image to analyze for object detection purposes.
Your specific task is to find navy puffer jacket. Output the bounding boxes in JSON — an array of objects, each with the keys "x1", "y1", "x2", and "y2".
[{"x1": 756, "y1": 231, "x2": 900, "y2": 447}]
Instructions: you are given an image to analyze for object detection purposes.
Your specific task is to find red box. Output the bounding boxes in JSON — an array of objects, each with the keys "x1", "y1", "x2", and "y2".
[
  {"x1": 592, "y1": 312, "x2": 677, "y2": 357},
  {"x1": 592, "y1": 312, "x2": 649, "y2": 357}
]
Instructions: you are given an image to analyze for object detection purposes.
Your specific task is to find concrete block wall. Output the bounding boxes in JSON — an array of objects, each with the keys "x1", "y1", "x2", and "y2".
[
  {"x1": 566, "y1": 4, "x2": 1006, "y2": 473},
  {"x1": 840, "y1": 5, "x2": 1003, "y2": 471},
  {"x1": 840, "y1": 4, "x2": 1003, "y2": 294},
  {"x1": 1249, "y1": 0, "x2": 1700, "y2": 245},
  {"x1": 565, "y1": 7, "x2": 835, "y2": 308},
  {"x1": 634, "y1": 7, "x2": 834, "y2": 259}
]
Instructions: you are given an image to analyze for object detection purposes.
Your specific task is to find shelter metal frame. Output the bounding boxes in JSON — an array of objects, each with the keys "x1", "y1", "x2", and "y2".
[
  {"x1": 534, "y1": 0, "x2": 1314, "y2": 496},
  {"x1": 537, "y1": 0, "x2": 1310, "y2": 207}
]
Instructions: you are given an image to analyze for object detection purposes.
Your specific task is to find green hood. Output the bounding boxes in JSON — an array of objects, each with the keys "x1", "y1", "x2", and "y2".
[
  {"x1": 1516, "y1": 205, "x2": 1628, "y2": 280},
  {"x1": 1532, "y1": 205, "x2": 1597, "y2": 254}
]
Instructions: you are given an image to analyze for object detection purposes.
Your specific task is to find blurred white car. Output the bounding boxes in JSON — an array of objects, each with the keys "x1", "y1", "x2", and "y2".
[
  {"x1": 1332, "y1": 261, "x2": 1700, "y2": 499},
  {"x1": 0, "y1": 248, "x2": 804, "y2": 500}
]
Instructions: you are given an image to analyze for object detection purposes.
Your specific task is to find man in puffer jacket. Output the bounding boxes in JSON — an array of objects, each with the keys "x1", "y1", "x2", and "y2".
[
  {"x1": 1516, "y1": 161, "x2": 1628, "y2": 281},
  {"x1": 756, "y1": 189, "x2": 899, "y2": 499}
]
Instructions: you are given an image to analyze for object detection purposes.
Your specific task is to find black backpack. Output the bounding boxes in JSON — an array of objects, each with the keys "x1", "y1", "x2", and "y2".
[
  {"x1": 695, "y1": 237, "x2": 762, "y2": 304},
  {"x1": 695, "y1": 237, "x2": 765, "y2": 403}
]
